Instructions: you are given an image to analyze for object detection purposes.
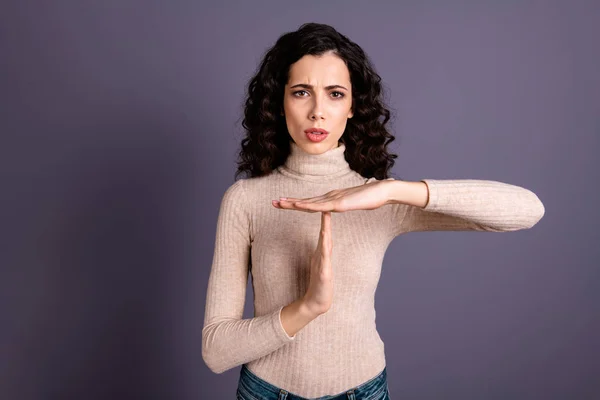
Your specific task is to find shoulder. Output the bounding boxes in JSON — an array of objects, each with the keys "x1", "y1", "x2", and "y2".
[
  {"x1": 224, "y1": 178, "x2": 246, "y2": 195},
  {"x1": 236, "y1": 170, "x2": 279, "y2": 194},
  {"x1": 218, "y1": 179, "x2": 250, "y2": 215},
  {"x1": 220, "y1": 172, "x2": 276, "y2": 209}
]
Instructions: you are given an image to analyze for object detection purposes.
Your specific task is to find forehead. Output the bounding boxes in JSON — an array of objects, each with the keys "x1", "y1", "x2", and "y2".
[{"x1": 287, "y1": 53, "x2": 351, "y2": 86}]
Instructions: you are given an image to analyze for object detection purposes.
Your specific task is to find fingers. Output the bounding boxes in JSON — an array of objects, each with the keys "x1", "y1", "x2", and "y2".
[
  {"x1": 298, "y1": 202, "x2": 330, "y2": 212},
  {"x1": 272, "y1": 199, "x2": 298, "y2": 209},
  {"x1": 274, "y1": 193, "x2": 329, "y2": 208},
  {"x1": 279, "y1": 194, "x2": 328, "y2": 203},
  {"x1": 273, "y1": 199, "x2": 319, "y2": 213},
  {"x1": 274, "y1": 199, "x2": 333, "y2": 213},
  {"x1": 321, "y1": 211, "x2": 332, "y2": 254},
  {"x1": 321, "y1": 211, "x2": 330, "y2": 234}
]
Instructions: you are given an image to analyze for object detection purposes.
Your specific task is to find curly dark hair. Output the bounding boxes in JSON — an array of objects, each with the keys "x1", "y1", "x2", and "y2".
[{"x1": 234, "y1": 22, "x2": 400, "y2": 181}]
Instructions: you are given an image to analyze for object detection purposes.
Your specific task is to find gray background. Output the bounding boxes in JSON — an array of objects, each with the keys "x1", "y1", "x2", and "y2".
[{"x1": 1, "y1": 1, "x2": 598, "y2": 399}]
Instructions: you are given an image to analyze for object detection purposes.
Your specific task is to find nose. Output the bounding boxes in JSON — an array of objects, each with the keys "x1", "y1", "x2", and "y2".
[{"x1": 309, "y1": 98, "x2": 325, "y2": 120}]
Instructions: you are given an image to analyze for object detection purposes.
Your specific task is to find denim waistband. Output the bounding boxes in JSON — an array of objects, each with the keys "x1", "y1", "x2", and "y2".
[{"x1": 237, "y1": 364, "x2": 388, "y2": 400}]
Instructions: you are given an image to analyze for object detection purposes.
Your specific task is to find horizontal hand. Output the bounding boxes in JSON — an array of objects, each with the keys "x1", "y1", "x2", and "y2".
[{"x1": 272, "y1": 181, "x2": 393, "y2": 213}]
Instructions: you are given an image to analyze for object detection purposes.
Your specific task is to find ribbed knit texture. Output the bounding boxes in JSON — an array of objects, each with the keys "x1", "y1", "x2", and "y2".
[{"x1": 202, "y1": 140, "x2": 545, "y2": 398}]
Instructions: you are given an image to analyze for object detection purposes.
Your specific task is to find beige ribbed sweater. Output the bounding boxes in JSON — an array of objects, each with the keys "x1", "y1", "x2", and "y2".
[{"x1": 202, "y1": 141, "x2": 545, "y2": 398}]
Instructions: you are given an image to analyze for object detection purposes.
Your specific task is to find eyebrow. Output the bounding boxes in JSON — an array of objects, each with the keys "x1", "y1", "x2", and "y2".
[{"x1": 289, "y1": 83, "x2": 349, "y2": 91}]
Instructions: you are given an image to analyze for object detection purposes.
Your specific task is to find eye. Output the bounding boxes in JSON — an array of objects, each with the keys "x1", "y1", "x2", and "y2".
[{"x1": 291, "y1": 90, "x2": 346, "y2": 99}]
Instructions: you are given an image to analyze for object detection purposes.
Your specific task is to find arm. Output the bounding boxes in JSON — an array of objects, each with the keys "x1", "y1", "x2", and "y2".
[
  {"x1": 381, "y1": 178, "x2": 545, "y2": 237},
  {"x1": 202, "y1": 180, "x2": 313, "y2": 374}
]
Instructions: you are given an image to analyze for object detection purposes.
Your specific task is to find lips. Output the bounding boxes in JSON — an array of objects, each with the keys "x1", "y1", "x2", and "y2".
[
  {"x1": 305, "y1": 128, "x2": 329, "y2": 142},
  {"x1": 304, "y1": 128, "x2": 329, "y2": 135}
]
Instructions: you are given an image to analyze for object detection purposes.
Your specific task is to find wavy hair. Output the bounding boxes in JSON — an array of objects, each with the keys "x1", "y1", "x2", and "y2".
[{"x1": 235, "y1": 22, "x2": 400, "y2": 181}]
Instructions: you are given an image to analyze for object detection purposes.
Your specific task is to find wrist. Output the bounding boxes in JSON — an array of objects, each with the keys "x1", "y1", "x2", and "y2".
[
  {"x1": 385, "y1": 180, "x2": 429, "y2": 208},
  {"x1": 300, "y1": 298, "x2": 324, "y2": 319}
]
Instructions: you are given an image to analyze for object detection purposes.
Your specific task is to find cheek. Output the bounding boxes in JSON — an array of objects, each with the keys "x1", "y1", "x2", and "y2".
[
  {"x1": 283, "y1": 102, "x2": 305, "y2": 121},
  {"x1": 332, "y1": 103, "x2": 352, "y2": 119}
]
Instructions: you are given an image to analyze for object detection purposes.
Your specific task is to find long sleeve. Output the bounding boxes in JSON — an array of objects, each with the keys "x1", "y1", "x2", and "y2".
[
  {"x1": 202, "y1": 179, "x2": 295, "y2": 374},
  {"x1": 385, "y1": 178, "x2": 545, "y2": 237}
]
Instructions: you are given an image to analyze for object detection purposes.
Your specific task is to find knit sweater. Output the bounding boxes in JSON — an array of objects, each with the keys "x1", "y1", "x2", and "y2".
[{"x1": 202, "y1": 141, "x2": 545, "y2": 398}]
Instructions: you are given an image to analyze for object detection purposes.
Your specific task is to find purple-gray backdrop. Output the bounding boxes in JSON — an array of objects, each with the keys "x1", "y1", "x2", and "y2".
[{"x1": 1, "y1": 1, "x2": 598, "y2": 399}]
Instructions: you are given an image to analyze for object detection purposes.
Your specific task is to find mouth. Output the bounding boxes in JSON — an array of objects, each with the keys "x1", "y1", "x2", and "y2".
[
  {"x1": 304, "y1": 128, "x2": 329, "y2": 135},
  {"x1": 305, "y1": 129, "x2": 329, "y2": 142}
]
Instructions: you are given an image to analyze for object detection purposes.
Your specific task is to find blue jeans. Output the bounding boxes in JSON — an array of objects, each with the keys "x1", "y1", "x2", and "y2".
[{"x1": 236, "y1": 364, "x2": 391, "y2": 400}]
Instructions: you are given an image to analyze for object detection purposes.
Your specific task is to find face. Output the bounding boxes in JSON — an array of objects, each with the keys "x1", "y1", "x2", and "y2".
[{"x1": 282, "y1": 51, "x2": 354, "y2": 154}]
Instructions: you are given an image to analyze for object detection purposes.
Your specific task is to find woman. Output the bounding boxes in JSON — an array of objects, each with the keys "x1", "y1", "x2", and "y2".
[{"x1": 202, "y1": 22, "x2": 545, "y2": 400}]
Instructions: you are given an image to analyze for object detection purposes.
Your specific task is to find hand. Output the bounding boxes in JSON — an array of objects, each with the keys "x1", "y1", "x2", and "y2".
[
  {"x1": 272, "y1": 181, "x2": 391, "y2": 213},
  {"x1": 302, "y1": 211, "x2": 334, "y2": 316}
]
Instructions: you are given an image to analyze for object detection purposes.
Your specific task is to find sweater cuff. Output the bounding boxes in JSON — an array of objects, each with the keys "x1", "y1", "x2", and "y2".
[
  {"x1": 419, "y1": 179, "x2": 439, "y2": 211},
  {"x1": 272, "y1": 305, "x2": 296, "y2": 342}
]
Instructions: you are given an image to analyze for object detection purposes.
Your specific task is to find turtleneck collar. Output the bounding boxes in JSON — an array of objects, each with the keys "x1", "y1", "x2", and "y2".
[{"x1": 276, "y1": 140, "x2": 354, "y2": 182}]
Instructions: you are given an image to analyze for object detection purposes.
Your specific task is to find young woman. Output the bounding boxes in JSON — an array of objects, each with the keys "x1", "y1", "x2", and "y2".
[{"x1": 202, "y1": 22, "x2": 545, "y2": 400}]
